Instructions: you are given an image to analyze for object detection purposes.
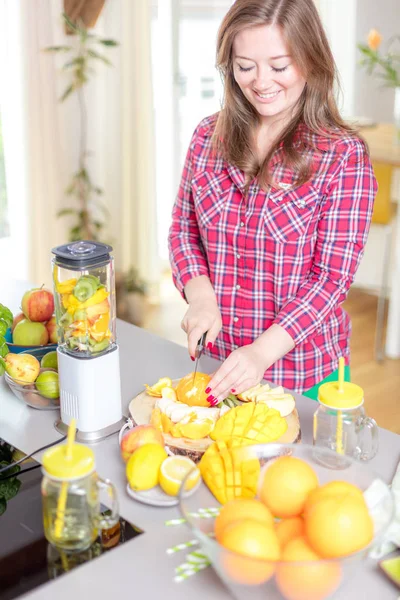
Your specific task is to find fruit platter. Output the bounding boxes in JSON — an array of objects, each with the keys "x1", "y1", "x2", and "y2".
[{"x1": 128, "y1": 372, "x2": 301, "y2": 463}]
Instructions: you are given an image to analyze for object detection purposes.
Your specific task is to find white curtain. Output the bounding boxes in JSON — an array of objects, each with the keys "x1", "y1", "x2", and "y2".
[
  {"x1": 0, "y1": 0, "x2": 67, "y2": 286},
  {"x1": 0, "y1": 0, "x2": 159, "y2": 296}
]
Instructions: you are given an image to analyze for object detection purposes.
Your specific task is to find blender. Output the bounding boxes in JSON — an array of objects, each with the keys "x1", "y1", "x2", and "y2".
[{"x1": 52, "y1": 241, "x2": 125, "y2": 442}]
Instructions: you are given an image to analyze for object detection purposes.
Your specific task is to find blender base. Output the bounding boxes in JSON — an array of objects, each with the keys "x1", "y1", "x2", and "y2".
[{"x1": 54, "y1": 417, "x2": 126, "y2": 443}]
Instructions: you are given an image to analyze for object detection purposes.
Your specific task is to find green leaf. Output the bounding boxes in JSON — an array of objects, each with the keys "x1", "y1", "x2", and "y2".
[
  {"x1": 98, "y1": 39, "x2": 118, "y2": 47},
  {"x1": 62, "y1": 13, "x2": 79, "y2": 33},
  {"x1": 0, "y1": 304, "x2": 13, "y2": 328},
  {"x1": 0, "y1": 474, "x2": 21, "y2": 501},
  {"x1": 0, "y1": 339, "x2": 9, "y2": 359},
  {"x1": 0, "y1": 320, "x2": 7, "y2": 337},
  {"x1": 62, "y1": 57, "x2": 85, "y2": 70},
  {"x1": 44, "y1": 45, "x2": 72, "y2": 53},
  {"x1": 60, "y1": 84, "x2": 74, "y2": 102},
  {"x1": 57, "y1": 208, "x2": 76, "y2": 218},
  {"x1": 87, "y1": 49, "x2": 111, "y2": 66},
  {"x1": 0, "y1": 498, "x2": 6, "y2": 516}
]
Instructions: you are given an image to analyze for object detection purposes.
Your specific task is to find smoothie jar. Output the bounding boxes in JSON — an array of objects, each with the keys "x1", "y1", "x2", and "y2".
[
  {"x1": 42, "y1": 432, "x2": 119, "y2": 551},
  {"x1": 312, "y1": 358, "x2": 379, "y2": 468}
]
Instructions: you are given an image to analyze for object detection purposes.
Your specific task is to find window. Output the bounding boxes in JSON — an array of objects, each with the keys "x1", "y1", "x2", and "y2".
[{"x1": 0, "y1": 111, "x2": 9, "y2": 239}]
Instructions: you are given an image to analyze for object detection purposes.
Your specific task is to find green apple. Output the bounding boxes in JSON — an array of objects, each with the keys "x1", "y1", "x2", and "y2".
[
  {"x1": 35, "y1": 371, "x2": 59, "y2": 399},
  {"x1": 40, "y1": 351, "x2": 58, "y2": 370},
  {"x1": 13, "y1": 320, "x2": 49, "y2": 346}
]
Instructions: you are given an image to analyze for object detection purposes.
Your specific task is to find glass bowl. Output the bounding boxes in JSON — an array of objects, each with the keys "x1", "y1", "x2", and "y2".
[
  {"x1": 179, "y1": 443, "x2": 394, "y2": 600},
  {"x1": 4, "y1": 347, "x2": 60, "y2": 410}
]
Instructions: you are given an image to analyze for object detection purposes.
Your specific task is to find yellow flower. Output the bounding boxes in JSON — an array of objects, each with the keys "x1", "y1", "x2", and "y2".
[{"x1": 367, "y1": 29, "x2": 382, "y2": 51}]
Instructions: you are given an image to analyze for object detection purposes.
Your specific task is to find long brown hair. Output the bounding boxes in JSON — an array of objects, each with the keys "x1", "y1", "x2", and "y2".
[{"x1": 213, "y1": 0, "x2": 357, "y2": 187}]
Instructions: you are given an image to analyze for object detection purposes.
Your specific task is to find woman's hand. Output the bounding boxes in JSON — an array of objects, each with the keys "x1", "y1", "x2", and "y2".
[
  {"x1": 205, "y1": 344, "x2": 269, "y2": 405},
  {"x1": 205, "y1": 325, "x2": 295, "y2": 405},
  {"x1": 182, "y1": 276, "x2": 222, "y2": 359}
]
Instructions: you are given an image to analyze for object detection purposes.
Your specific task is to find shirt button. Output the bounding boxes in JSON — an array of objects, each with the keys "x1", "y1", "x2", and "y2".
[
  {"x1": 233, "y1": 317, "x2": 239, "y2": 323},
  {"x1": 236, "y1": 284, "x2": 241, "y2": 290},
  {"x1": 240, "y1": 221, "x2": 245, "y2": 227},
  {"x1": 237, "y1": 253, "x2": 241, "y2": 259}
]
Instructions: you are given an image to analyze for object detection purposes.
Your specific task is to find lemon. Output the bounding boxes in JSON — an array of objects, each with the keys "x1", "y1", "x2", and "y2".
[
  {"x1": 126, "y1": 443, "x2": 168, "y2": 491},
  {"x1": 159, "y1": 456, "x2": 200, "y2": 496}
]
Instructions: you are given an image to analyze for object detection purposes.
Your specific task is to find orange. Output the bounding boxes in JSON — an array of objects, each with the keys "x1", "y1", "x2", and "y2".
[
  {"x1": 275, "y1": 517, "x2": 305, "y2": 549},
  {"x1": 214, "y1": 498, "x2": 274, "y2": 542},
  {"x1": 304, "y1": 481, "x2": 364, "y2": 516},
  {"x1": 276, "y1": 536, "x2": 342, "y2": 600},
  {"x1": 260, "y1": 456, "x2": 319, "y2": 518},
  {"x1": 175, "y1": 372, "x2": 211, "y2": 407},
  {"x1": 220, "y1": 519, "x2": 280, "y2": 585},
  {"x1": 305, "y1": 494, "x2": 374, "y2": 558}
]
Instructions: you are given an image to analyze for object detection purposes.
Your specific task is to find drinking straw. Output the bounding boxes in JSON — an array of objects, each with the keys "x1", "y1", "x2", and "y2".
[
  {"x1": 336, "y1": 358, "x2": 344, "y2": 455},
  {"x1": 54, "y1": 419, "x2": 76, "y2": 539}
]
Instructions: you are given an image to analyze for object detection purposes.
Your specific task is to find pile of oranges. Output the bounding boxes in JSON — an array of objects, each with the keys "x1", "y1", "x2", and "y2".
[{"x1": 214, "y1": 455, "x2": 374, "y2": 600}]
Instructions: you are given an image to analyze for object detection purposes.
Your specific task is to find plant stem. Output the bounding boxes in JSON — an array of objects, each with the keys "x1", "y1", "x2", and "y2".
[{"x1": 77, "y1": 35, "x2": 92, "y2": 240}]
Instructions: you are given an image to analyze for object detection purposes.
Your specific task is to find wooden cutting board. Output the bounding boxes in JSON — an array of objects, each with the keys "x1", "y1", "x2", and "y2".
[{"x1": 129, "y1": 382, "x2": 301, "y2": 463}]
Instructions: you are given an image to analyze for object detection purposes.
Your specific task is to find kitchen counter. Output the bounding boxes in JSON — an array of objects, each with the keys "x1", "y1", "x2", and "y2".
[{"x1": 1, "y1": 315, "x2": 399, "y2": 599}]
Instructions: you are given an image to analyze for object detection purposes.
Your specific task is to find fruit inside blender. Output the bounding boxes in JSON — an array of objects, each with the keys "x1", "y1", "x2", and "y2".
[{"x1": 54, "y1": 270, "x2": 113, "y2": 356}]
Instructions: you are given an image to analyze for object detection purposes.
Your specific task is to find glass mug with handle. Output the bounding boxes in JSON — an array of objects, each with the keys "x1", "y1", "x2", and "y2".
[
  {"x1": 42, "y1": 438, "x2": 119, "y2": 552},
  {"x1": 313, "y1": 359, "x2": 379, "y2": 469}
]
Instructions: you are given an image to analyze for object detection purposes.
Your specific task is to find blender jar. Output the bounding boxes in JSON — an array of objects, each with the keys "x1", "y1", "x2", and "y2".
[{"x1": 52, "y1": 241, "x2": 116, "y2": 358}]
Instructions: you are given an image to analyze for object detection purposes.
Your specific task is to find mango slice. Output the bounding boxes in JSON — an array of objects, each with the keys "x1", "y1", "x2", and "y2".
[
  {"x1": 170, "y1": 417, "x2": 215, "y2": 440},
  {"x1": 150, "y1": 407, "x2": 163, "y2": 431},
  {"x1": 210, "y1": 402, "x2": 287, "y2": 444},
  {"x1": 199, "y1": 438, "x2": 260, "y2": 504}
]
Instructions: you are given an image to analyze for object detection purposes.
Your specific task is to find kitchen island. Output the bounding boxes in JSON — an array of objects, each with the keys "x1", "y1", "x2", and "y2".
[{"x1": 1, "y1": 311, "x2": 399, "y2": 598}]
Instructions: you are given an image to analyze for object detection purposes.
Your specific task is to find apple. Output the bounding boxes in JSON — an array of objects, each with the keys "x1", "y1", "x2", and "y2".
[
  {"x1": 35, "y1": 371, "x2": 59, "y2": 399},
  {"x1": 22, "y1": 287, "x2": 54, "y2": 322},
  {"x1": 86, "y1": 299, "x2": 110, "y2": 325},
  {"x1": 3, "y1": 353, "x2": 40, "y2": 383},
  {"x1": 45, "y1": 316, "x2": 58, "y2": 344},
  {"x1": 13, "y1": 320, "x2": 49, "y2": 346},
  {"x1": 120, "y1": 425, "x2": 164, "y2": 463},
  {"x1": 12, "y1": 312, "x2": 25, "y2": 333}
]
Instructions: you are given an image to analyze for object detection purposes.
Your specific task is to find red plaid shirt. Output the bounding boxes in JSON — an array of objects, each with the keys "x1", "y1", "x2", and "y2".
[{"x1": 168, "y1": 114, "x2": 377, "y2": 393}]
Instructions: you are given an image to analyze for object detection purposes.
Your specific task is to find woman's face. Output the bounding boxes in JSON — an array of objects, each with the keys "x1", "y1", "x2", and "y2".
[{"x1": 232, "y1": 24, "x2": 306, "y2": 125}]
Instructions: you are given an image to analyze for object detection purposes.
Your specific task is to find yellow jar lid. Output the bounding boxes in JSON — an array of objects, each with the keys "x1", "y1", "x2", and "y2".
[
  {"x1": 42, "y1": 442, "x2": 95, "y2": 480},
  {"x1": 318, "y1": 381, "x2": 364, "y2": 409}
]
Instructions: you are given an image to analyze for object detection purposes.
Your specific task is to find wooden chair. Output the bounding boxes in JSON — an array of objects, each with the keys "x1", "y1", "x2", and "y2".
[{"x1": 371, "y1": 162, "x2": 395, "y2": 362}]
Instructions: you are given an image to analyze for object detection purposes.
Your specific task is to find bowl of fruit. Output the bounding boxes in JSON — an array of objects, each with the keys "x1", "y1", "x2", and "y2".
[
  {"x1": 178, "y1": 443, "x2": 394, "y2": 600},
  {"x1": 2, "y1": 287, "x2": 58, "y2": 353},
  {"x1": 3, "y1": 347, "x2": 60, "y2": 410}
]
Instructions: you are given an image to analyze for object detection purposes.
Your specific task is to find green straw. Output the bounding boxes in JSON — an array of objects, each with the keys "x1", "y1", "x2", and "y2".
[{"x1": 166, "y1": 539, "x2": 199, "y2": 554}]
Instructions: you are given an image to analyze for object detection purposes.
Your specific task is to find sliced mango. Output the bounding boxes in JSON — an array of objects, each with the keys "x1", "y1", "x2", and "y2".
[
  {"x1": 210, "y1": 402, "x2": 287, "y2": 444},
  {"x1": 170, "y1": 417, "x2": 214, "y2": 440},
  {"x1": 150, "y1": 407, "x2": 163, "y2": 431},
  {"x1": 199, "y1": 438, "x2": 260, "y2": 504},
  {"x1": 144, "y1": 377, "x2": 173, "y2": 398},
  {"x1": 161, "y1": 413, "x2": 173, "y2": 434}
]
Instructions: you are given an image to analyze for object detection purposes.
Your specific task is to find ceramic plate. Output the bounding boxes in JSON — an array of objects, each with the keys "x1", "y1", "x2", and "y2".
[{"x1": 126, "y1": 478, "x2": 201, "y2": 507}]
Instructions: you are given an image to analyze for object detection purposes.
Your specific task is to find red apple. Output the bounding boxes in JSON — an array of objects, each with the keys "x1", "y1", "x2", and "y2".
[
  {"x1": 120, "y1": 425, "x2": 164, "y2": 463},
  {"x1": 46, "y1": 316, "x2": 58, "y2": 344},
  {"x1": 21, "y1": 287, "x2": 54, "y2": 323},
  {"x1": 13, "y1": 319, "x2": 49, "y2": 346},
  {"x1": 12, "y1": 312, "x2": 25, "y2": 333}
]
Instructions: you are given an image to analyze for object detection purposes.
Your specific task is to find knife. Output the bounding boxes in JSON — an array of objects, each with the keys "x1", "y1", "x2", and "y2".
[{"x1": 192, "y1": 332, "x2": 207, "y2": 385}]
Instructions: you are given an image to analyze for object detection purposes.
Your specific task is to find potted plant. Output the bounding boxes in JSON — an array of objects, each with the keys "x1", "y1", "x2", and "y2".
[{"x1": 115, "y1": 267, "x2": 148, "y2": 327}]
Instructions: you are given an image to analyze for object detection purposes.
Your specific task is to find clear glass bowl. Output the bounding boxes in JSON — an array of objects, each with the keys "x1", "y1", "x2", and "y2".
[
  {"x1": 179, "y1": 443, "x2": 394, "y2": 600},
  {"x1": 4, "y1": 347, "x2": 60, "y2": 410}
]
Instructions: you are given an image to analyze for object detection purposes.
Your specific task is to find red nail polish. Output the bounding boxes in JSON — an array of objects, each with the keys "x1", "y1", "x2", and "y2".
[
  {"x1": 191, "y1": 356, "x2": 195, "y2": 361},
  {"x1": 207, "y1": 342, "x2": 213, "y2": 350},
  {"x1": 205, "y1": 387, "x2": 211, "y2": 394},
  {"x1": 231, "y1": 388, "x2": 236, "y2": 393},
  {"x1": 207, "y1": 395, "x2": 215, "y2": 403},
  {"x1": 210, "y1": 398, "x2": 218, "y2": 407}
]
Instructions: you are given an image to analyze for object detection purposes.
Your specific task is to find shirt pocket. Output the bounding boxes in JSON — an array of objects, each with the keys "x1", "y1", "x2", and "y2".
[
  {"x1": 192, "y1": 171, "x2": 228, "y2": 229},
  {"x1": 264, "y1": 182, "x2": 320, "y2": 244}
]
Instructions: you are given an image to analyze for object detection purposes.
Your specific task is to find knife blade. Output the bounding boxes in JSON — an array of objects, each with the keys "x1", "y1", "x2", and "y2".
[{"x1": 192, "y1": 332, "x2": 207, "y2": 385}]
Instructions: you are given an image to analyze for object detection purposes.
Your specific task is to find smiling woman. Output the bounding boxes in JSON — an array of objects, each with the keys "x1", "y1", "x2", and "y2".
[{"x1": 168, "y1": 0, "x2": 377, "y2": 401}]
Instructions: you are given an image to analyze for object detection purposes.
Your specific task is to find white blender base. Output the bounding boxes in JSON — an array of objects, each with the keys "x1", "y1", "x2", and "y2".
[{"x1": 55, "y1": 346, "x2": 125, "y2": 443}]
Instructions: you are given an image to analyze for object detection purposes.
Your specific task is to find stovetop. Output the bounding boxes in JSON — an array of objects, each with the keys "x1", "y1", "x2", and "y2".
[{"x1": 0, "y1": 440, "x2": 144, "y2": 600}]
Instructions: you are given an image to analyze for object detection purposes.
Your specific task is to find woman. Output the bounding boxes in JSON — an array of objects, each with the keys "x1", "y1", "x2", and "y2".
[{"x1": 168, "y1": 0, "x2": 376, "y2": 405}]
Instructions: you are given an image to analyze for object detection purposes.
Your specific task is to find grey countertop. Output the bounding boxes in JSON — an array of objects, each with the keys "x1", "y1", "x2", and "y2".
[{"x1": 0, "y1": 310, "x2": 399, "y2": 599}]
